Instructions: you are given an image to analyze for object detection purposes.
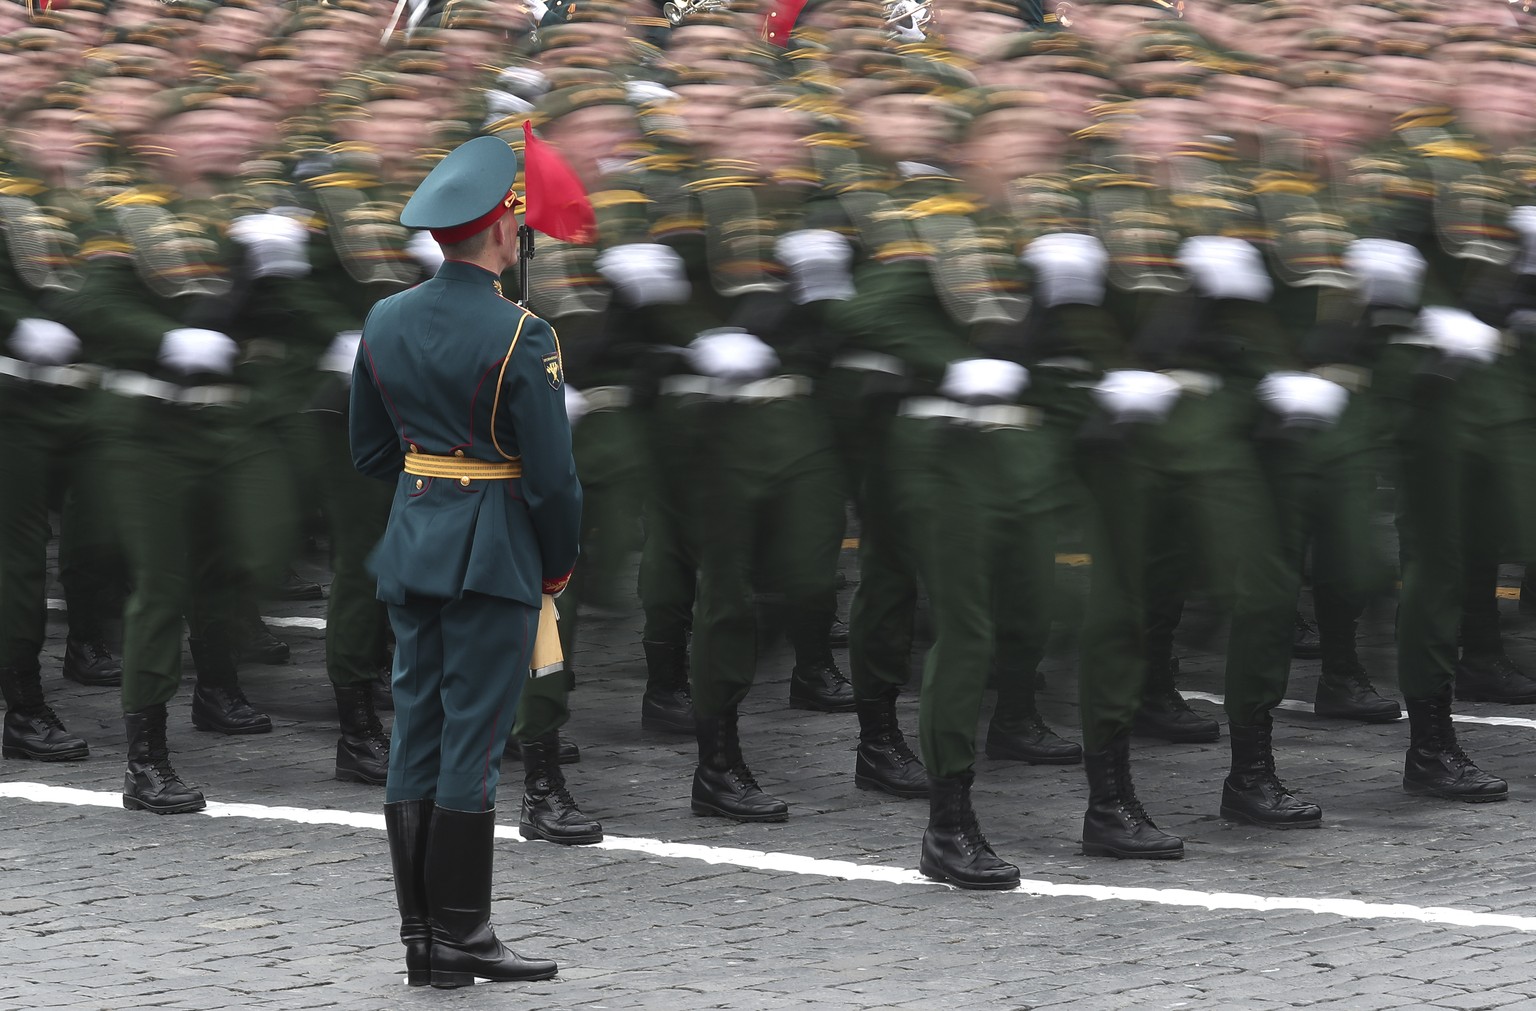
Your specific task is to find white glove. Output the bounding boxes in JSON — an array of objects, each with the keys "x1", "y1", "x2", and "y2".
[
  {"x1": 1511, "y1": 206, "x2": 1536, "y2": 275},
  {"x1": 320, "y1": 330, "x2": 362, "y2": 378},
  {"x1": 1256, "y1": 372, "x2": 1349, "y2": 427},
  {"x1": 406, "y1": 231, "x2": 445, "y2": 274},
  {"x1": 686, "y1": 328, "x2": 779, "y2": 382},
  {"x1": 159, "y1": 328, "x2": 238, "y2": 375},
  {"x1": 625, "y1": 80, "x2": 677, "y2": 106},
  {"x1": 938, "y1": 358, "x2": 1029, "y2": 403},
  {"x1": 1420, "y1": 306, "x2": 1501, "y2": 365},
  {"x1": 1179, "y1": 236, "x2": 1272, "y2": 302},
  {"x1": 483, "y1": 90, "x2": 535, "y2": 125},
  {"x1": 775, "y1": 229, "x2": 854, "y2": 304},
  {"x1": 595, "y1": 243, "x2": 690, "y2": 306},
  {"x1": 7, "y1": 318, "x2": 80, "y2": 365},
  {"x1": 1022, "y1": 232, "x2": 1109, "y2": 307},
  {"x1": 564, "y1": 385, "x2": 590, "y2": 425},
  {"x1": 496, "y1": 66, "x2": 549, "y2": 99},
  {"x1": 228, "y1": 212, "x2": 310, "y2": 279},
  {"x1": 1092, "y1": 369, "x2": 1182, "y2": 423},
  {"x1": 1344, "y1": 238, "x2": 1425, "y2": 307}
]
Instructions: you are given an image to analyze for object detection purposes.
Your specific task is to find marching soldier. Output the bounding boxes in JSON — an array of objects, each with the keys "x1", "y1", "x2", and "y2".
[{"x1": 357, "y1": 135, "x2": 577, "y2": 988}]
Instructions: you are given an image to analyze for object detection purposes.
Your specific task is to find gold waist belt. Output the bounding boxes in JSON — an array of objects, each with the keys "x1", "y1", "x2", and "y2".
[{"x1": 402, "y1": 453, "x2": 523, "y2": 481}]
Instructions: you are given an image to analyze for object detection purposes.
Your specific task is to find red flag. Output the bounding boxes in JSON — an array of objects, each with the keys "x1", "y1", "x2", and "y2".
[
  {"x1": 759, "y1": 0, "x2": 808, "y2": 46},
  {"x1": 521, "y1": 121, "x2": 595, "y2": 245}
]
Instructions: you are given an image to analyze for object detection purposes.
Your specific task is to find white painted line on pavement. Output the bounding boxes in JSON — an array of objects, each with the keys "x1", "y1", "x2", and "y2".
[
  {"x1": 3, "y1": 780, "x2": 1534, "y2": 933},
  {"x1": 1182, "y1": 691, "x2": 1536, "y2": 731},
  {"x1": 45, "y1": 600, "x2": 327, "y2": 631}
]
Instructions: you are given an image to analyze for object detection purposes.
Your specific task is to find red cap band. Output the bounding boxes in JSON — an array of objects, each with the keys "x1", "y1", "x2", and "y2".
[{"x1": 429, "y1": 186, "x2": 521, "y2": 245}]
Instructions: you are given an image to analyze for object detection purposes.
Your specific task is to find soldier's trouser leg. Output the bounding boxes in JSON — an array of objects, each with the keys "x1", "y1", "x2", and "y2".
[
  {"x1": 109, "y1": 404, "x2": 202, "y2": 712},
  {"x1": 1458, "y1": 448, "x2": 1505, "y2": 658},
  {"x1": 848, "y1": 407, "x2": 919, "y2": 701},
  {"x1": 764, "y1": 408, "x2": 844, "y2": 668},
  {"x1": 1074, "y1": 429, "x2": 1153, "y2": 752},
  {"x1": 992, "y1": 503, "x2": 1057, "y2": 715},
  {"x1": 55, "y1": 395, "x2": 123, "y2": 647},
  {"x1": 689, "y1": 402, "x2": 775, "y2": 720},
  {"x1": 639, "y1": 398, "x2": 697, "y2": 646},
  {"x1": 511, "y1": 669, "x2": 571, "y2": 744},
  {"x1": 316, "y1": 417, "x2": 392, "y2": 689},
  {"x1": 186, "y1": 417, "x2": 295, "y2": 683},
  {"x1": 571, "y1": 408, "x2": 644, "y2": 613},
  {"x1": 1141, "y1": 490, "x2": 1189, "y2": 671},
  {"x1": 1391, "y1": 364, "x2": 1464, "y2": 700},
  {"x1": 0, "y1": 387, "x2": 60, "y2": 671},
  {"x1": 386, "y1": 593, "x2": 536, "y2": 810}
]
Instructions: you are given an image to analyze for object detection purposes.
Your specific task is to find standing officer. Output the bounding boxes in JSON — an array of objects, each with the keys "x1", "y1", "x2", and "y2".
[{"x1": 355, "y1": 136, "x2": 579, "y2": 988}]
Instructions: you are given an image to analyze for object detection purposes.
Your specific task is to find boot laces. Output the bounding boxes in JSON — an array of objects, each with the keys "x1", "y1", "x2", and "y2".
[
  {"x1": 35, "y1": 704, "x2": 67, "y2": 733},
  {"x1": 958, "y1": 807, "x2": 992, "y2": 855},
  {"x1": 728, "y1": 760, "x2": 763, "y2": 792},
  {"x1": 1114, "y1": 767, "x2": 1151, "y2": 824}
]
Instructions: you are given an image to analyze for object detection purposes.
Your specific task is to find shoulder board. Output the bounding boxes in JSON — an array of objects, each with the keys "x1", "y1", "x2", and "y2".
[
  {"x1": 590, "y1": 189, "x2": 649, "y2": 210},
  {"x1": 1414, "y1": 141, "x2": 1485, "y2": 162},
  {"x1": 903, "y1": 196, "x2": 986, "y2": 218},
  {"x1": 101, "y1": 188, "x2": 172, "y2": 209},
  {"x1": 307, "y1": 172, "x2": 375, "y2": 190},
  {"x1": 0, "y1": 176, "x2": 46, "y2": 198}
]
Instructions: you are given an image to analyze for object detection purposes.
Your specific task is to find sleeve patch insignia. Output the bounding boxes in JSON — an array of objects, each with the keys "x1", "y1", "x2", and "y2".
[{"x1": 542, "y1": 352, "x2": 563, "y2": 389}]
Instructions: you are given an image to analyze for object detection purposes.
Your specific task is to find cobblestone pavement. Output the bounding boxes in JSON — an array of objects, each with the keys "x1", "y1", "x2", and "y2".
[{"x1": 6, "y1": 557, "x2": 1536, "y2": 1010}]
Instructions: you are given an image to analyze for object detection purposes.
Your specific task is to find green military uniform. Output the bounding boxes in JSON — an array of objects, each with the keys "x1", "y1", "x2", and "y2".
[
  {"x1": 364, "y1": 135, "x2": 573, "y2": 989},
  {"x1": 0, "y1": 161, "x2": 100, "y2": 761}
]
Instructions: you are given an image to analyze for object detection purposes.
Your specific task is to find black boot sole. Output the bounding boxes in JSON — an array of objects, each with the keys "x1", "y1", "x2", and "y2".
[
  {"x1": 62, "y1": 670, "x2": 122, "y2": 688},
  {"x1": 984, "y1": 743, "x2": 1083, "y2": 765},
  {"x1": 1402, "y1": 780, "x2": 1509, "y2": 803},
  {"x1": 1313, "y1": 704, "x2": 1402, "y2": 724},
  {"x1": 1081, "y1": 841, "x2": 1184, "y2": 860},
  {"x1": 640, "y1": 713, "x2": 695, "y2": 735},
  {"x1": 335, "y1": 765, "x2": 388, "y2": 786},
  {"x1": 1218, "y1": 806, "x2": 1322, "y2": 829},
  {"x1": 789, "y1": 697, "x2": 858, "y2": 713},
  {"x1": 2, "y1": 743, "x2": 89, "y2": 762},
  {"x1": 518, "y1": 821, "x2": 604, "y2": 845},
  {"x1": 690, "y1": 799, "x2": 789, "y2": 822},
  {"x1": 1453, "y1": 689, "x2": 1536, "y2": 705},
  {"x1": 123, "y1": 794, "x2": 206, "y2": 814},
  {"x1": 917, "y1": 859, "x2": 1020, "y2": 891},
  {"x1": 191, "y1": 718, "x2": 273, "y2": 735},
  {"x1": 854, "y1": 772, "x2": 929, "y2": 798}
]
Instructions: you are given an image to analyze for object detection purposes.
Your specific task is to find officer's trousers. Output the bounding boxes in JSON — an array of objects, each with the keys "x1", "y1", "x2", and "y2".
[
  {"x1": 314, "y1": 414, "x2": 392, "y2": 688},
  {"x1": 385, "y1": 592, "x2": 536, "y2": 810}
]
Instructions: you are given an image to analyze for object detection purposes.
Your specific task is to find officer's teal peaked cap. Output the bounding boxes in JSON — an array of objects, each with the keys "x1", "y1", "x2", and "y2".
[{"x1": 400, "y1": 136, "x2": 521, "y2": 239}]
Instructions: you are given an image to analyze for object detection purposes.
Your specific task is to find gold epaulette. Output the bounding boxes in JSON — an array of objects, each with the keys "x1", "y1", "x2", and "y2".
[
  {"x1": 307, "y1": 172, "x2": 376, "y2": 190},
  {"x1": 80, "y1": 238, "x2": 133, "y2": 258},
  {"x1": 101, "y1": 187, "x2": 172, "y2": 209},
  {"x1": 805, "y1": 132, "x2": 861, "y2": 150},
  {"x1": 1414, "y1": 140, "x2": 1485, "y2": 162},
  {"x1": 1077, "y1": 172, "x2": 1155, "y2": 190},
  {"x1": 902, "y1": 195, "x2": 985, "y2": 218},
  {"x1": 1253, "y1": 173, "x2": 1320, "y2": 196},
  {"x1": 0, "y1": 175, "x2": 46, "y2": 197},
  {"x1": 590, "y1": 189, "x2": 649, "y2": 209},
  {"x1": 633, "y1": 153, "x2": 691, "y2": 173},
  {"x1": 873, "y1": 240, "x2": 935, "y2": 262}
]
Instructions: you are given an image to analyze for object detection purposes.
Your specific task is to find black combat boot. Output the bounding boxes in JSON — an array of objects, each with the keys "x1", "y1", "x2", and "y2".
[
  {"x1": 1315, "y1": 654, "x2": 1401, "y2": 722},
  {"x1": 1292, "y1": 610, "x2": 1322, "y2": 660},
  {"x1": 333, "y1": 683, "x2": 389, "y2": 785},
  {"x1": 424, "y1": 807, "x2": 558, "y2": 988},
  {"x1": 503, "y1": 731, "x2": 580, "y2": 764},
  {"x1": 62, "y1": 637, "x2": 122, "y2": 687},
  {"x1": 918, "y1": 771, "x2": 1019, "y2": 890},
  {"x1": 1403, "y1": 691, "x2": 1507, "y2": 802},
  {"x1": 986, "y1": 669, "x2": 1082, "y2": 765},
  {"x1": 272, "y1": 567, "x2": 325, "y2": 602},
  {"x1": 1219, "y1": 714, "x2": 1322, "y2": 829},
  {"x1": 372, "y1": 664, "x2": 394, "y2": 712},
  {"x1": 1133, "y1": 656, "x2": 1220, "y2": 743},
  {"x1": 122, "y1": 704, "x2": 205, "y2": 814},
  {"x1": 853, "y1": 690, "x2": 928, "y2": 798},
  {"x1": 640, "y1": 639, "x2": 693, "y2": 734},
  {"x1": 1454, "y1": 652, "x2": 1536, "y2": 705},
  {"x1": 188, "y1": 634, "x2": 272, "y2": 735},
  {"x1": 232, "y1": 614, "x2": 291, "y2": 666},
  {"x1": 384, "y1": 798, "x2": 434, "y2": 986},
  {"x1": 691, "y1": 709, "x2": 788, "y2": 821},
  {"x1": 518, "y1": 734, "x2": 603, "y2": 845},
  {"x1": 788, "y1": 610, "x2": 856, "y2": 712},
  {"x1": 0, "y1": 666, "x2": 89, "y2": 761},
  {"x1": 1081, "y1": 734, "x2": 1183, "y2": 859}
]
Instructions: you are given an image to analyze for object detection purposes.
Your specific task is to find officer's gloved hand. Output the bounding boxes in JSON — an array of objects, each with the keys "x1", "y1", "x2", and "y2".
[
  {"x1": 686, "y1": 327, "x2": 779, "y2": 382},
  {"x1": 1092, "y1": 369, "x2": 1182, "y2": 424},
  {"x1": 1510, "y1": 206, "x2": 1536, "y2": 274},
  {"x1": 775, "y1": 229, "x2": 854, "y2": 303},
  {"x1": 1021, "y1": 232, "x2": 1109, "y2": 307},
  {"x1": 7, "y1": 317, "x2": 81, "y2": 365},
  {"x1": 1179, "y1": 235, "x2": 1272, "y2": 302},
  {"x1": 482, "y1": 89, "x2": 535, "y2": 126},
  {"x1": 564, "y1": 385, "x2": 590, "y2": 425},
  {"x1": 937, "y1": 358, "x2": 1028, "y2": 404},
  {"x1": 1344, "y1": 238, "x2": 1425, "y2": 308},
  {"x1": 406, "y1": 231, "x2": 445, "y2": 275},
  {"x1": 1256, "y1": 371, "x2": 1350, "y2": 429},
  {"x1": 159, "y1": 328, "x2": 239, "y2": 376},
  {"x1": 228, "y1": 212, "x2": 310, "y2": 279},
  {"x1": 1420, "y1": 306, "x2": 1501, "y2": 365},
  {"x1": 625, "y1": 80, "x2": 677, "y2": 106},
  {"x1": 320, "y1": 330, "x2": 363, "y2": 381},
  {"x1": 595, "y1": 243, "x2": 690, "y2": 306}
]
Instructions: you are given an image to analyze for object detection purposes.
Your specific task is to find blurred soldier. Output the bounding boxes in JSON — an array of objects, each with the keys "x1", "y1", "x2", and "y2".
[
  {"x1": 56, "y1": 88, "x2": 303, "y2": 813},
  {"x1": 356, "y1": 136, "x2": 577, "y2": 988},
  {"x1": 0, "y1": 88, "x2": 106, "y2": 762}
]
